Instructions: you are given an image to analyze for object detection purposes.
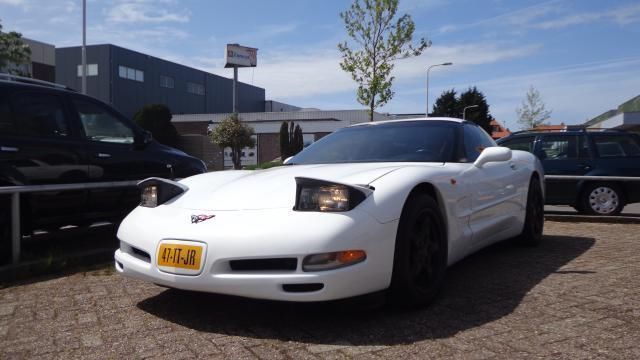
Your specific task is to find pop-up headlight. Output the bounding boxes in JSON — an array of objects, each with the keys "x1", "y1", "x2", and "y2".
[
  {"x1": 294, "y1": 177, "x2": 373, "y2": 212},
  {"x1": 138, "y1": 177, "x2": 188, "y2": 208}
]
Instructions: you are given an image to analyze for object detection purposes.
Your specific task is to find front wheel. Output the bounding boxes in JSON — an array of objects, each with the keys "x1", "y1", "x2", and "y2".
[
  {"x1": 389, "y1": 193, "x2": 447, "y2": 308},
  {"x1": 514, "y1": 176, "x2": 544, "y2": 246},
  {"x1": 580, "y1": 183, "x2": 624, "y2": 216}
]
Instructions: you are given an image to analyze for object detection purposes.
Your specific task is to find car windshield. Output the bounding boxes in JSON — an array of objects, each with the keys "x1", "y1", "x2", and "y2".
[{"x1": 290, "y1": 120, "x2": 458, "y2": 164}]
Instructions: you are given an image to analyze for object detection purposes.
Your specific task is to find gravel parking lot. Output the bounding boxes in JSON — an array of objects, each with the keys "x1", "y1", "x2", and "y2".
[{"x1": 1, "y1": 220, "x2": 639, "y2": 359}]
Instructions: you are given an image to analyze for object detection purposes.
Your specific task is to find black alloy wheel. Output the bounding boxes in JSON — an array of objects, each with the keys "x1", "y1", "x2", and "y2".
[{"x1": 389, "y1": 193, "x2": 447, "y2": 308}]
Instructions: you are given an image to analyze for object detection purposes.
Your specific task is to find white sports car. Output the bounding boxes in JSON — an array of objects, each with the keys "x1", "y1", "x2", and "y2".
[{"x1": 115, "y1": 117, "x2": 544, "y2": 307}]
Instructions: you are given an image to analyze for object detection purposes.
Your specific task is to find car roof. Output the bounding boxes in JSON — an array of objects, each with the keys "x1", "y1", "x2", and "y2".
[
  {"x1": 351, "y1": 117, "x2": 466, "y2": 127},
  {"x1": 0, "y1": 75, "x2": 77, "y2": 93},
  {"x1": 503, "y1": 128, "x2": 631, "y2": 138}
]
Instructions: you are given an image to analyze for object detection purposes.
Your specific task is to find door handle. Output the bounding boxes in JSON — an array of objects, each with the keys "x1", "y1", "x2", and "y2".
[
  {"x1": 0, "y1": 146, "x2": 19, "y2": 152},
  {"x1": 96, "y1": 153, "x2": 112, "y2": 158},
  {"x1": 579, "y1": 164, "x2": 591, "y2": 170}
]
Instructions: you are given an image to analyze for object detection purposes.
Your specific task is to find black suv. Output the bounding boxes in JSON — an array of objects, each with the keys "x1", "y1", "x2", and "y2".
[
  {"x1": 497, "y1": 128, "x2": 640, "y2": 215},
  {"x1": 1, "y1": 75, "x2": 206, "y2": 262}
]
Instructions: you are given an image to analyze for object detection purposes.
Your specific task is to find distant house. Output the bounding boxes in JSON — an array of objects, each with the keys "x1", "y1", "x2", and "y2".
[
  {"x1": 490, "y1": 119, "x2": 511, "y2": 139},
  {"x1": 585, "y1": 95, "x2": 640, "y2": 133}
]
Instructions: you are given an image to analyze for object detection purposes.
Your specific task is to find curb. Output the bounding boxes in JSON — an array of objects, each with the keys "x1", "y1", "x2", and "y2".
[{"x1": 545, "y1": 214, "x2": 640, "y2": 224}]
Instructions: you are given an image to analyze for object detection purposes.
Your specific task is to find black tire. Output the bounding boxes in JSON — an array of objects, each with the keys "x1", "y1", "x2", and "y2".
[
  {"x1": 389, "y1": 193, "x2": 447, "y2": 308},
  {"x1": 515, "y1": 176, "x2": 544, "y2": 246},
  {"x1": 580, "y1": 183, "x2": 624, "y2": 216}
]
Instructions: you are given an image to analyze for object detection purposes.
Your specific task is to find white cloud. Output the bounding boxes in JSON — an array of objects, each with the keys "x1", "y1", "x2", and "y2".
[
  {"x1": 534, "y1": 3, "x2": 640, "y2": 29},
  {"x1": 106, "y1": 2, "x2": 190, "y2": 23}
]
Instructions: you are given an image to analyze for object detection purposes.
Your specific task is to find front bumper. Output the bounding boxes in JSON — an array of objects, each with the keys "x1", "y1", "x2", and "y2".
[{"x1": 115, "y1": 206, "x2": 398, "y2": 301}]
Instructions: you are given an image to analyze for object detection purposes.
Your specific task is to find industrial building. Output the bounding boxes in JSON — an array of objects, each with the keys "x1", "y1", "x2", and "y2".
[
  {"x1": 173, "y1": 110, "x2": 394, "y2": 169},
  {"x1": 0, "y1": 37, "x2": 55, "y2": 82},
  {"x1": 55, "y1": 44, "x2": 265, "y2": 119},
  {"x1": 586, "y1": 95, "x2": 640, "y2": 133}
]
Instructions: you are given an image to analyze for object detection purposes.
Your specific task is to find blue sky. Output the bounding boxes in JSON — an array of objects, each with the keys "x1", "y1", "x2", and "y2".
[{"x1": 1, "y1": 0, "x2": 639, "y2": 129}]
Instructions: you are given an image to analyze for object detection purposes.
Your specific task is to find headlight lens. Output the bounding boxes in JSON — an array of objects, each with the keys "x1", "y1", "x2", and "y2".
[
  {"x1": 299, "y1": 185, "x2": 350, "y2": 211},
  {"x1": 138, "y1": 177, "x2": 188, "y2": 208},
  {"x1": 140, "y1": 185, "x2": 158, "y2": 207},
  {"x1": 294, "y1": 177, "x2": 371, "y2": 212}
]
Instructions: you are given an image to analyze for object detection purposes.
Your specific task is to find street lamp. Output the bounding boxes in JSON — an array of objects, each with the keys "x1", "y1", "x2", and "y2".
[
  {"x1": 463, "y1": 105, "x2": 479, "y2": 120},
  {"x1": 426, "y1": 62, "x2": 453, "y2": 117}
]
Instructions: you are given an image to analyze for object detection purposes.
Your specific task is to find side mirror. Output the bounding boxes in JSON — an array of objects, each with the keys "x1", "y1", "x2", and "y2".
[
  {"x1": 473, "y1": 146, "x2": 512, "y2": 168},
  {"x1": 283, "y1": 156, "x2": 294, "y2": 165},
  {"x1": 135, "y1": 131, "x2": 153, "y2": 149}
]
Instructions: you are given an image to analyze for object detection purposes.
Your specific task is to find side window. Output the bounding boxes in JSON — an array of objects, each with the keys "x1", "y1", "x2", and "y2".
[
  {"x1": 463, "y1": 125, "x2": 496, "y2": 162},
  {"x1": 537, "y1": 135, "x2": 587, "y2": 160},
  {"x1": 72, "y1": 97, "x2": 134, "y2": 144},
  {"x1": 593, "y1": 135, "x2": 640, "y2": 158},
  {"x1": 8, "y1": 93, "x2": 70, "y2": 137},
  {"x1": 500, "y1": 136, "x2": 535, "y2": 153}
]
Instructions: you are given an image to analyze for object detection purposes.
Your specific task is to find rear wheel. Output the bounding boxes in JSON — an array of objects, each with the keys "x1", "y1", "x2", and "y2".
[
  {"x1": 515, "y1": 176, "x2": 544, "y2": 246},
  {"x1": 389, "y1": 193, "x2": 447, "y2": 308},
  {"x1": 580, "y1": 183, "x2": 624, "y2": 216}
]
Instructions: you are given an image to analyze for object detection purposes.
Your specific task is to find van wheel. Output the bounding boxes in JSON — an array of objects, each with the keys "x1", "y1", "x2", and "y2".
[
  {"x1": 580, "y1": 183, "x2": 624, "y2": 216},
  {"x1": 389, "y1": 193, "x2": 447, "y2": 308}
]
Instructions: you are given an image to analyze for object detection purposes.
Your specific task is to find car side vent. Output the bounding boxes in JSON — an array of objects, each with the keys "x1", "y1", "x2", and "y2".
[
  {"x1": 229, "y1": 258, "x2": 297, "y2": 271},
  {"x1": 282, "y1": 283, "x2": 324, "y2": 293}
]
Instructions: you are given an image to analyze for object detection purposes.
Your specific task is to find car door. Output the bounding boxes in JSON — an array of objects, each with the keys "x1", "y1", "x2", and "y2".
[
  {"x1": 535, "y1": 134, "x2": 592, "y2": 205},
  {"x1": 0, "y1": 89, "x2": 89, "y2": 223},
  {"x1": 68, "y1": 95, "x2": 171, "y2": 217},
  {"x1": 462, "y1": 125, "x2": 521, "y2": 247}
]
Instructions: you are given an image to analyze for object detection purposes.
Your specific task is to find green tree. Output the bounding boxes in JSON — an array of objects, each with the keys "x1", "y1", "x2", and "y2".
[
  {"x1": 0, "y1": 20, "x2": 32, "y2": 76},
  {"x1": 430, "y1": 89, "x2": 458, "y2": 117},
  {"x1": 279, "y1": 121, "x2": 290, "y2": 160},
  {"x1": 431, "y1": 86, "x2": 494, "y2": 133},
  {"x1": 516, "y1": 86, "x2": 552, "y2": 129},
  {"x1": 292, "y1": 124, "x2": 304, "y2": 155},
  {"x1": 211, "y1": 113, "x2": 255, "y2": 170},
  {"x1": 459, "y1": 87, "x2": 493, "y2": 134},
  {"x1": 133, "y1": 104, "x2": 178, "y2": 147},
  {"x1": 338, "y1": 0, "x2": 430, "y2": 121}
]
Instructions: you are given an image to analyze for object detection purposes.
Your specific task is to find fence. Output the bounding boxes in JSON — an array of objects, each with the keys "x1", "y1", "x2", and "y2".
[{"x1": 1, "y1": 181, "x2": 139, "y2": 265}]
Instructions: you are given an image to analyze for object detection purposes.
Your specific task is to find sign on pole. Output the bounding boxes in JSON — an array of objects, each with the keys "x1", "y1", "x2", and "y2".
[{"x1": 225, "y1": 44, "x2": 258, "y2": 68}]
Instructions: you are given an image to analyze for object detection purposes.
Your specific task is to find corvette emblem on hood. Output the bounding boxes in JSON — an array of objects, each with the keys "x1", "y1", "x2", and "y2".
[{"x1": 191, "y1": 214, "x2": 215, "y2": 224}]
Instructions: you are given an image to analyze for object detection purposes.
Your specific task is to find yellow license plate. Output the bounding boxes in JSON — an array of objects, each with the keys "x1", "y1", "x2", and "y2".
[{"x1": 157, "y1": 244, "x2": 203, "y2": 270}]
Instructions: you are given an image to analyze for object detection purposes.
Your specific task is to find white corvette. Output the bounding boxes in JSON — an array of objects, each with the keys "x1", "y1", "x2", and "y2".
[{"x1": 115, "y1": 118, "x2": 544, "y2": 307}]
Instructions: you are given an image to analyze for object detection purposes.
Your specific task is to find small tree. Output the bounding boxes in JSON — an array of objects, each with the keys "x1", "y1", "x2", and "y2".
[
  {"x1": 292, "y1": 124, "x2": 304, "y2": 155},
  {"x1": 133, "y1": 104, "x2": 178, "y2": 146},
  {"x1": 338, "y1": 0, "x2": 430, "y2": 121},
  {"x1": 211, "y1": 113, "x2": 255, "y2": 170},
  {"x1": 279, "y1": 121, "x2": 290, "y2": 160},
  {"x1": 0, "y1": 20, "x2": 32, "y2": 76},
  {"x1": 516, "y1": 86, "x2": 552, "y2": 129}
]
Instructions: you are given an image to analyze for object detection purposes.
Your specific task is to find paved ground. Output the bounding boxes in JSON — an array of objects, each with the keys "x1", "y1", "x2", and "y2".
[{"x1": 1, "y1": 221, "x2": 639, "y2": 359}]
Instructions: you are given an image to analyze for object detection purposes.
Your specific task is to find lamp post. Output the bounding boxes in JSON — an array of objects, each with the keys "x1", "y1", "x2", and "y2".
[
  {"x1": 463, "y1": 105, "x2": 479, "y2": 120},
  {"x1": 81, "y1": 0, "x2": 87, "y2": 94},
  {"x1": 426, "y1": 62, "x2": 453, "y2": 117}
]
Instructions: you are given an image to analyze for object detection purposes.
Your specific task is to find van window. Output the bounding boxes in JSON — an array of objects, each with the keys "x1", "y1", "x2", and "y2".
[
  {"x1": 8, "y1": 93, "x2": 70, "y2": 137},
  {"x1": 593, "y1": 135, "x2": 640, "y2": 157},
  {"x1": 72, "y1": 98, "x2": 134, "y2": 144}
]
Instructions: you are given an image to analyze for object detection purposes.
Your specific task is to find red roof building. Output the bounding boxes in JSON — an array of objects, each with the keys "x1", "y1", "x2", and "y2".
[{"x1": 490, "y1": 120, "x2": 511, "y2": 140}]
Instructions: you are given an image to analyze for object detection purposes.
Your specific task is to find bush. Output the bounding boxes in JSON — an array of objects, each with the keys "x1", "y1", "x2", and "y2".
[
  {"x1": 133, "y1": 104, "x2": 178, "y2": 147},
  {"x1": 211, "y1": 113, "x2": 255, "y2": 170}
]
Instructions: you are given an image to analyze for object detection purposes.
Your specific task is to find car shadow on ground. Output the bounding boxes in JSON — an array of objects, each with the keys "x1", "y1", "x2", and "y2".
[{"x1": 137, "y1": 235, "x2": 594, "y2": 346}]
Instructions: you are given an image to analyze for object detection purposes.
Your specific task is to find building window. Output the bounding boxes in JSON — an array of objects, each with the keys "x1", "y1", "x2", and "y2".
[
  {"x1": 77, "y1": 64, "x2": 98, "y2": 77},
  {"x1": 118, "y1": 65, "x2": 144, "y2": 82},
  {"x1": 187, "y1": 82, "x2": 205, "y2": 95},
  {"x1": 160, "y1": 75, "x2": 174, "y2": 89}
]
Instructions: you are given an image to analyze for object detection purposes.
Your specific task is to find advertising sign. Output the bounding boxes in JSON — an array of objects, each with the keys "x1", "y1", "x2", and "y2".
[{"x1": 225, "y1": 44, "x2": 258, "y2": 68}]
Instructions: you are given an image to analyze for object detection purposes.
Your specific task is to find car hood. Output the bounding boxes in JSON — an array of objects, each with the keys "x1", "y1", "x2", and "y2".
[{"x1": 171, "y1": 162, "x2": 441, "y2": 211}]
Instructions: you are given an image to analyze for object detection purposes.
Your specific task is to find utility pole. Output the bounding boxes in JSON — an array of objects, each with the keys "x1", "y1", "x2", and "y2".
[{"x1": 81, "y1": 0, "x2": 87, "y2": 94}]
